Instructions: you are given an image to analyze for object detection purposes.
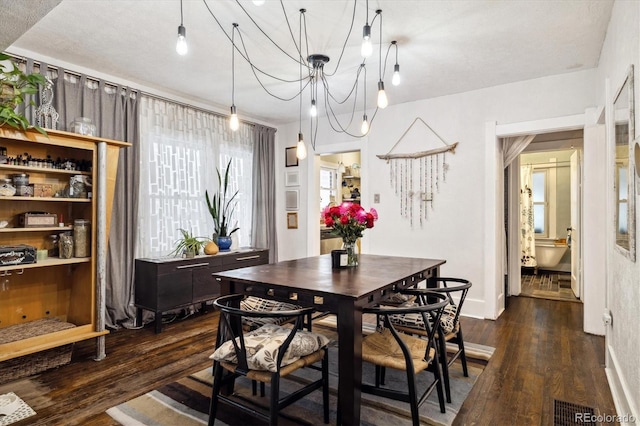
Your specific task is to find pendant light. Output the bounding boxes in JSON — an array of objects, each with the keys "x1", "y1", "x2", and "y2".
[
  {"x1": 361, "y1": 0, "x2": 372, "y2": 57},
  {"x1": 391, "y1": 41, "x2": 401, "y2": 86},
  {"x1": 296, "y1": 10, "x2": 307, "y2": 160},
  {"x1": 229, "y1": 23, "x2": 239, "y2": 131},
  {"x1": 176, "y1": 0, "x2": 188, "y2": 56},
  {"x1": 376, "y1": 10, "x2": 388, "y2": 109},
  {"x1": 361, "y1": 64, "x2": 369, "y2": 135}
]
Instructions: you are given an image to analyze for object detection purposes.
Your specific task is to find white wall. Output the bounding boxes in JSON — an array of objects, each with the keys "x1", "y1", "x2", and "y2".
[
  {"x1": 276, "y1": 68, "x2": 597, "y2": 320},
  {"x1": 596, "y1": 0, "x2": 640, "y2": 420}
]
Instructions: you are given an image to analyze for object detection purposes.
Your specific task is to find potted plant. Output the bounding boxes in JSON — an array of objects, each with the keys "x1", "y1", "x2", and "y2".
[
  {"x1": 205, "y1": 159, "x2": 239, "y2": 252},
  {"x1": 0, "y1": 53, "x2": 47, "y2": 135},
  {"x1": 170, "y1": 228, "x2": 208, "y2": 258}
]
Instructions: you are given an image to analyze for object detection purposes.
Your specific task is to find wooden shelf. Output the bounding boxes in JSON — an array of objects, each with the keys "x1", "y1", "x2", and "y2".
[
  {"x1": 0, "y1": 163, "x2": 91, "y2": 175},
  {"x1": 0, "y1": 126, "x2": 130, "y2": 365},
  {"x1": 0, "y1": 257, "x2": 90, "y2": 272},
  {"x1": 0, "y1": 196, "x2": 91, "y2": 202},
  {"x1": 0, "y1": 226, "x2": 73, "y2": 233}
]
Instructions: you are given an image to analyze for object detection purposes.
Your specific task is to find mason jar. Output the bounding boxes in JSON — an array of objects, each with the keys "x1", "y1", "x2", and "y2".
[
  {"x1": 59, "y1": 233, "x2": 74, "y2": 259},
  {"x1": 73, "y1": 219, "x2": 90, "y2": 257}
]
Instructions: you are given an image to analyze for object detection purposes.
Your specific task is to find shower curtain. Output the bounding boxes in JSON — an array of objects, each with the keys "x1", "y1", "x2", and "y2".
[{"x1": 520, "y1": 165, "x2": 537, "y2": 267}]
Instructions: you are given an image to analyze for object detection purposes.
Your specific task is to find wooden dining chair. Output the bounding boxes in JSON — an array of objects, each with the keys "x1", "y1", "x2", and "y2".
[
  {"x1": 388, "y1": 278, "x2": 472, "y2": 403},
  {"x1": 361, "y1": 291, "x2": 449, "y2": 425},
  {"x1": 209, "y1": 294, "x2": 330, "y2": 426}
]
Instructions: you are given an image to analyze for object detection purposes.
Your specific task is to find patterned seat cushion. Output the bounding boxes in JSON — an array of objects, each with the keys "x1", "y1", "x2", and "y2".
[
  {"x1": 211, "y1": 323, "x2": 330, "y2": 372},
  {"x1": 388, "y1": 302, "x2": 458, "y2": 334},
  {"x1": 240, "y1": 296, "x2": 302, "y2": 330}
]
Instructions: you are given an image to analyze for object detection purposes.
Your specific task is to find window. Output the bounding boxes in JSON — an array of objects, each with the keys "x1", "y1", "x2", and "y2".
[
  {"x1": 320, "y1": 167, "x2": 336, "y2": 212},
  {"x1": 138, "y1": 96, "x2": 254, "y2": 258},
  {"x1": 532, "y1": 170, "x2": 547, "y2": 236}
]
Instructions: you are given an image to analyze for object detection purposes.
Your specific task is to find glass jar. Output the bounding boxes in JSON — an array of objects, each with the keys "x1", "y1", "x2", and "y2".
[
  {"x1": 73, "y1": 219, "x2": 90, "y2": 257},
  {"x1": 0, "y1": 178, "x2": 16, "y2": 196},
  {"x1": 46, "y1": 234, "x2": 60, "y2": 257},
  {"x1": 59, "y1": 232, "x2": 74, "y2": 259},
  {"x1": 69, "y1": 117, "x2": 96, "y2": 136}
]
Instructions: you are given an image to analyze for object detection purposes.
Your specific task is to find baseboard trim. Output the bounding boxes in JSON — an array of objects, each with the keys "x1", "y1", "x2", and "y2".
[{"x1": 605, "y1": 345, "x2": 639, "y2": 425}]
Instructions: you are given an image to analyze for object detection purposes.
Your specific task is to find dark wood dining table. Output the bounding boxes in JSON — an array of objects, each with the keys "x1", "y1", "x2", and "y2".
[{"x1": 212, "y1": 253, "x2": 445, "y2": 425}]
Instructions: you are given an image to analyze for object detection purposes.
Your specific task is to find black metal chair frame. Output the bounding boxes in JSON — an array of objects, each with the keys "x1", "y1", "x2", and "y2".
[
  {"x1": 425, "y1": 278, "x2": 472, "y2": 403},
  {"x1": 362, "y1": 291, "x2": 449, "y2": 425},
  {"x1": 209, "y1": 294, "x2": 329, "y2": 426}
]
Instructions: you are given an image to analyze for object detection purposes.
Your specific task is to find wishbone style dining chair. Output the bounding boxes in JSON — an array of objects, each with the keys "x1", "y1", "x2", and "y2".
[
  {"x1": 209, "y1": 294, "x2": 330, "y2": 426},
  {"x1": 361, "y1": 290, "x2": 450, "y2": 425},
  {"x1": 388, "y1": 278, "x2": 472, "y2": 403}
]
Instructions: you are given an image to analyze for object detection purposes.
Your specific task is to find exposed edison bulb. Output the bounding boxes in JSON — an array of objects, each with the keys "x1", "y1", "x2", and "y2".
[
  {"x1": 296, "y1": 133, "x2": 307, "y2": 159},
  {"x1": 377, "y1": 81, "x2": 388, "y2": 109},
  {"x1": 176, "y1": 25, "x2": 188, "y2": 56},
  {"x1": 361, "y1": 115, "x2": 370, "y2": 135},
  {"x1": 392, "y1": 64, "x2": 401, "y2": 86},
  {"x1": 229, "y1": 105, "x2": 239, "y2": 131},
  {"x1": 310, "y1": 100, "x2": 317, "y2": 117},
  {"x1": 252, "y1": 0, "x2": 265, "y2": 5},
  {"x1": 361, "y1": 24, "x2": 372, "y2": 57}
]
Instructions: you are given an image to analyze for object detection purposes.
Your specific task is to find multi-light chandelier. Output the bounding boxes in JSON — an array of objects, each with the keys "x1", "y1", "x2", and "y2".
[{"x1": 175, "y1": 0, "x2": 401, "y2": 160}]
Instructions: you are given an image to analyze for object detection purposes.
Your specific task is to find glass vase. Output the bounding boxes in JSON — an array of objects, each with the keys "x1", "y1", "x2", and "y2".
[{"x1": 342, "y1": 240, "x2": 359, "y2": 267}]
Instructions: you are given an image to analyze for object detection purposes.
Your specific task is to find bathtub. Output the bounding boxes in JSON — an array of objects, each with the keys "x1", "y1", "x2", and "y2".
[{"x1": 535, "y1": 243, "x2": 568, "y2": 268}]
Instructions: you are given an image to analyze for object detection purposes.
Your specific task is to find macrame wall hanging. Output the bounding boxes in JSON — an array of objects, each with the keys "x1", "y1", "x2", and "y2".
[{"x1": 376, "y1": 117, "x2": 458, "y2": 227}]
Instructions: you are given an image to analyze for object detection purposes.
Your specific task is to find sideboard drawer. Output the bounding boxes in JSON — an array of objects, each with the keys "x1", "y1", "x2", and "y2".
[{"x1": 221, "y1": 250, "x2": 269, "y2": 269}]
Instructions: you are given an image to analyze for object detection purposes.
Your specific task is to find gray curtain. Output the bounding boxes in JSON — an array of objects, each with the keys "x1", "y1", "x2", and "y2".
[
  {"x1": 53, "y1": 68, "x2": 140, "y2": 329},
  {"x1": 251, "y1": 125, "x2": 278, "y2": 263}
]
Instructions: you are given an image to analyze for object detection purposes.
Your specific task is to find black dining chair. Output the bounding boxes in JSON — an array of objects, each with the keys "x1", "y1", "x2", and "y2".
[
  {"x1": 361, "y1": 290, "x2": 449, "y2": 425},
  {"x1": 208, "y1": 294, "x2": 330, "y2": 426},
  {"x1": 388, "y1": 278, "x2": 472, "y2": 403}
]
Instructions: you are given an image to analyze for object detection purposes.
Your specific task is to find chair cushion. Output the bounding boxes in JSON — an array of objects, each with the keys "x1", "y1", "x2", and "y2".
[
  {"x1": 211, "y1": 323, "x2": 330, "y2": 373},
  {"x1": 389, "y1": 303, "x2": 458, "y2": 334},
  {"x1": 362, "y1": 328, "x2": 435, "y2": 373},
  {"x1": 240, "y1": 296, "x2": 302, "y2": 330}
]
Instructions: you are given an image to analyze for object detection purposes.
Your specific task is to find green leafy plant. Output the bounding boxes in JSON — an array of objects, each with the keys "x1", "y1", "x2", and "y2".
[
  {"x1": 0, "y1": 53, "x2": 47, "y2": 135},
  {"x1": 206, "y1": 159, "x2": 240, "y2": 238},
  {"x1": 170, "y1": 228, "x2": 208, "y2": 257}
]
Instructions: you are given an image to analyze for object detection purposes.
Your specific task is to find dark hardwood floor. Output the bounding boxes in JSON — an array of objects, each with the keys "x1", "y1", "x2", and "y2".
[{"x1": 0, "y1": 296, "x2": 616, "y2": 426}]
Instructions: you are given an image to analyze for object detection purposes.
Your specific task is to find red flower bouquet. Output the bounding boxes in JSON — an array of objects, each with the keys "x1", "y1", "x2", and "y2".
[{"x1": 322, "y1": 202, "x2": 378, "y2": 266}]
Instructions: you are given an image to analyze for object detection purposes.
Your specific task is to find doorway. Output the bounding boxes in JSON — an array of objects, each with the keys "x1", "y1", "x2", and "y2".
[
  {"x1": 509, "y1": 130, "x2": 583, "y2": 303},
  {"x1": 317, "y1": 151, "x2": 361, "y2": 254}
]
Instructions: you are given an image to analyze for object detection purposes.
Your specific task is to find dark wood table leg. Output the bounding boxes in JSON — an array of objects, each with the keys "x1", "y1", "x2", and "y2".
[
  {"x1": 336, "y1": 300, "x2": 362, "y2": 425},
  {"x1": 154, "y1": 310, "x2": 162, "y2": 334}
]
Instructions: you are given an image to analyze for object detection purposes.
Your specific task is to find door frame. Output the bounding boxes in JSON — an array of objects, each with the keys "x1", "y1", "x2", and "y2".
[{"x1": 484, "y1": 113, "x2": 585, "y2": 319}]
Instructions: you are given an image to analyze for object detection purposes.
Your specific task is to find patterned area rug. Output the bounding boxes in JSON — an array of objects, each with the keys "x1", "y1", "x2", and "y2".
[
  {"x1": 107, "y1": 321, "x2": 493, "y2": 426},
  {"x1": 521, "y1": 272, "x2": 578, "y2": 302}
]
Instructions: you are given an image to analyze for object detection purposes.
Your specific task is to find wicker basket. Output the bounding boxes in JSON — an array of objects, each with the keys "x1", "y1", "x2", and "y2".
[{"x1": 0, "y1": 319, "x2": 76, "y2": 385}]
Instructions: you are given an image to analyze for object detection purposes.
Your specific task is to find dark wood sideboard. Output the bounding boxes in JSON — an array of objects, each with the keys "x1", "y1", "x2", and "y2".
[{"x1": 134, "y1": 248, "x2": 268, "y2": 333}]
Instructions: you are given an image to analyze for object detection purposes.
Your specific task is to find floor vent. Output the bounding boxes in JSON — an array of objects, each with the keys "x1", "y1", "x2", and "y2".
[{"x1": 553, "y1": 399, "x2": 596, "y2": 425}]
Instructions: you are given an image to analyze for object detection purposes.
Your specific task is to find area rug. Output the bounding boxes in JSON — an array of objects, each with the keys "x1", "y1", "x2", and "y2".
[{"x1": 107, "y1": 345, "x2": 491, "y2": 426}]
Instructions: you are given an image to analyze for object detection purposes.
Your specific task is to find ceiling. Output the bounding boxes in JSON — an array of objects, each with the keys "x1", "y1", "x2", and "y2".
[{"x1": 1, "y1": 0, "x2": 614, "y2": 126}]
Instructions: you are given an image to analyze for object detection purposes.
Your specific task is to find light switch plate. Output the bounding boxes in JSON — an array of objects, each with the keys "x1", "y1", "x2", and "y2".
[{"x1": 374, "y1": 193, "x2": 380, "y2": 203}]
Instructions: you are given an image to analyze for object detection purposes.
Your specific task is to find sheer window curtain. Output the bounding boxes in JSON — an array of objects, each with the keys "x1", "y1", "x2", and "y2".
[{"x1": 137, "y1": 96, "x2": 254, "y2": 259}]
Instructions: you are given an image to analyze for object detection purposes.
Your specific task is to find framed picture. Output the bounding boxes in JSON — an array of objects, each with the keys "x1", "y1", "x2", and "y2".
[
  {"x1": 285, "y1": 189, "x2": 299, "y2": 210},
  {"x1": 285, "y1": 170, "x2": 299, "y2": 187},
  {"x1": 285, "y1": 147, "x2": 299, "y2": 167},
  {"x1": 287, "y1": 212, "x2": 298, "y2": 229}
]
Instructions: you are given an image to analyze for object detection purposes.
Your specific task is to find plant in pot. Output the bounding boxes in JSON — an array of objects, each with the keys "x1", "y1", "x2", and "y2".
[
  {"x1": 205, "y1": 159, "x2": 239, "y2": 252},
  {"x1": 170, "y1": 228, "x2": 208, "y2": 258},
  {"x1": 0, "y1": 53, "x2": 47, "y2": 135}
]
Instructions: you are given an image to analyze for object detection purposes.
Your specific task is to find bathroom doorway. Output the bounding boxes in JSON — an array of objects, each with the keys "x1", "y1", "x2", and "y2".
[{"x1": 512, "y1": 131, "x2": 583, "y2": 302}]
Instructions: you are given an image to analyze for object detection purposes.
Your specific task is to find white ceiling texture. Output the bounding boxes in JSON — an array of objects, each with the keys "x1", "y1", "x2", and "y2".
[{"x1": 1, "y1": 0, "x2": 614, "y2": 126}]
